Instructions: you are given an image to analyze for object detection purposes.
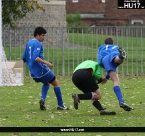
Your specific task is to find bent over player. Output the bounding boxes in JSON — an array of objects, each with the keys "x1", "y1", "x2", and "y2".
[
  {"x1": 22, "y1": 26, "x2": 69, "y2": 110},
  {"x1": 97, "y1": 37, "x2": 132, "y2": 111},
  {"x1": 72, "y1": 60, "x2": 116, "y2": 115}
]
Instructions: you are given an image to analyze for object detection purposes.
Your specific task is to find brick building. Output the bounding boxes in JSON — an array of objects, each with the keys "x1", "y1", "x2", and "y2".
[{"x1": 66, "y1": 0, "x2": 145, "y2": 26}]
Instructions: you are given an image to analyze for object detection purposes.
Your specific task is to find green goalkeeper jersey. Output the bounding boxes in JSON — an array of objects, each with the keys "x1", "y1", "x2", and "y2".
[{"x1": 74, "y1": 60, "x2": 102, "y2": 80}]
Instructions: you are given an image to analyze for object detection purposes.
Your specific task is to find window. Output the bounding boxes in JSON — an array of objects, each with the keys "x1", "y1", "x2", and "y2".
[
  {"x1": 131, "y1": 19, "x2": 143, "y2": 24},
  {"x1": 73, "y1": 0, "x2": 78, "y2": 2},
  {"x1": 102, "y1": 0, "x2": 105, "y2": 3}
]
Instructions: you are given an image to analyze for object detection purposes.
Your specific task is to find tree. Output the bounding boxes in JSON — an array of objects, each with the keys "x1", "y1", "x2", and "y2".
[{"x1": 2, "y1": 0, "x2": 49, "y2": 26}]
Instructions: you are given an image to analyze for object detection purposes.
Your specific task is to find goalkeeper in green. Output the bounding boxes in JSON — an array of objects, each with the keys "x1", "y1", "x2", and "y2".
[{"x1": 72, "y1": 60, "x2": 116, "y2": 115}]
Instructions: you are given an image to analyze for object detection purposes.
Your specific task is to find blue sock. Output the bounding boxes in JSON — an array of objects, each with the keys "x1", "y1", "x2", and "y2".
[
  {"x1": 54, "y1": 87, "x2": 63, "y2": 107},
  {"x1": 41, "y1": 84, "x2": 50, "y2": 101},
  {"x1": 113, "y1": 86, "x2": 124, "y2": 103}
]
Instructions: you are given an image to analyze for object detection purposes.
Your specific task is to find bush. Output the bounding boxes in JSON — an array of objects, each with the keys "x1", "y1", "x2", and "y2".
[{"x1": 66, "y1": 12, "x2": 87, "y2": 33}]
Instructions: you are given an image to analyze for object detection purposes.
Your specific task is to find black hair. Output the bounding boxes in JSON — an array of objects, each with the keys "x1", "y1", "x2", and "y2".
[{"x1": 34, "y1": 26, "x2": 47, "y2": 37}]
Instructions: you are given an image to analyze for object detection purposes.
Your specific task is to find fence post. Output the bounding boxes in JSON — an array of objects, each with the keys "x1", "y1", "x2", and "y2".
[
  {"x1": 62, "y1": 27, "x2": 66, "y2": 76},
  {"x1": 116, "y1": 26, "x2": 119, "y2": 45},
  {"x1": 0, "y1": 0, "x2": 2, "y2": 86},
  {"x1": 9, "y1": 28, "x2": 11, "y2": 60},
  {"x1": 116, "y1": 26, "x2": 119, "y2": 73}
]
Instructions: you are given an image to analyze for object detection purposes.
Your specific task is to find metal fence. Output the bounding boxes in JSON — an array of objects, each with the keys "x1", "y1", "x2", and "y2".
[{"x1": 2, "y1": 26, "x2": 145, "y2": 76}]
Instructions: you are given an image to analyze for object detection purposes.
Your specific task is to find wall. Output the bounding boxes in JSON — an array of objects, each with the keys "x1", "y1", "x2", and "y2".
[
  {"x1": 87, "y1": 0, "x2": 145, "y2": 26},
  {"x1": 105, "y1": 0, "x2": 145, "y2": 25},
  {"x1": 66, "y1": 0, "x2": 145, "y2": 26},
  {"x1": 66, "y1": 0, "x2": 105, "y2": 13},
  {"x1": 2, "y1": 0, "x2": 67, "y2": 47},
  {"x1": 17, "y1": 0, "x2": 66, "y2": 27}
]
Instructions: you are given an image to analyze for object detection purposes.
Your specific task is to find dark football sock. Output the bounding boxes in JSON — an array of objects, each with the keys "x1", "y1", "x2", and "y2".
[
  {"x1": 78, "y1": 92, "x2": 92, "y2": 100},
  {"x1": 92, "y1": 100, "x2": 104, "y2": 111}
]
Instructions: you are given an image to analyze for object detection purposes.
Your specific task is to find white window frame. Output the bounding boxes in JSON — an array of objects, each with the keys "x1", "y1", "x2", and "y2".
[
  {"x1": 73, "y1": 0, "x2": 78, "y2": 3},
  {"x1": 131, "y1": 19, "x2": 143, "y2": 24}
]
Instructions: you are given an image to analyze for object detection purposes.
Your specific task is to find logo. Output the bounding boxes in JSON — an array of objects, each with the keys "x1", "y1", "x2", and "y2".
[{"x1": 118, "y1": 0, "x2": 145, "y2": 9}]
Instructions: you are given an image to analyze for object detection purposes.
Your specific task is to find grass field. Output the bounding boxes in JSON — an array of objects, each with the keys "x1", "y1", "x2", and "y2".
[
  {"x1": 0, "y1": 76, "x2": 145, "y2": 136},
  {"x1": 1, "y1": 32, "x2": 145, "y2": 135}
]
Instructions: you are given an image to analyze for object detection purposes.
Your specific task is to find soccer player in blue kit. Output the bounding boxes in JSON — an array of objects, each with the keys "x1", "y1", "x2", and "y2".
[
  {"x1": 97, "y1": 37, "x2": 132, "y2": 111},
  {"x1": 22, "y1": 26, "x2": 69, "y2": 110}
]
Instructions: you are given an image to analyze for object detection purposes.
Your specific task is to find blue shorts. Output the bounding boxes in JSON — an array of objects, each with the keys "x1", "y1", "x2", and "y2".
[
  {"x1": 102, "y1": 52, "x2": 120, "y2": 74},
  {"x1": 33, "y1": 70, "x2": 55, "y2": 85}
]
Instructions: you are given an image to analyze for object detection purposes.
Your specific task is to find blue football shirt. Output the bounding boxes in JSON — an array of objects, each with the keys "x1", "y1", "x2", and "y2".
[
  {"x1": 97, "y1": 44, "x2": 120, "y2": 64},
  {"x1": 22, "y1": 39, "x2": 50, "y2": 78}
]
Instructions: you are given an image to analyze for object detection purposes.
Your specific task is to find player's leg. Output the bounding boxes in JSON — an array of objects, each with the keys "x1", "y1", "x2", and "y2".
[
  {"x1": 39, "y1": 84, "x2": 50, "y2": 110},
  {"x1": 113, "y1": 47, "x2": 127, "y2": 64},
  {"x1": 109, "y1": 70, "x2": 124, "y2": 102},
  {"x1": 102, "y1": 55, "x2": 132, "y2": 111},
  {"x1": 92, "y1": 89, "x2": 116, "y2": 115},
  {"x1": 109, "y1": 71, "x2": 132, "y2": 111},
  {"x1": 40, "y1": 70, "x2": 69, "y2": 110},
  {"x1": 118, "y1": 47, "x2": 127, "y2": 58},
  {"x1": 72, "y1": 69, "x2": 97, "y2": 109},
  {"x1": 50, "y1": 75, "x2": 69, "y2": 110},
  {"x1": 72, "y1": 88, "x2": 116, "y2": 115},
  {"x1": 73, "y1": 87, "x2": 102, "y2": 101},
  {"x1": 40, "y1": 72, "x2": 56, "y2": 110},
  {"x1": 72, "y1": 89, "x2": 103, "y2": 110},
  {"x1": 92, "y1": 100, "x2": 116, "y2": 115},
  {"x1": 72, "y1": 71, "x2": 103, "y2": 110},
  {"x1": 72, "y1": 69, "x2": 116, "y2": 115},
  {"x1": 113, "y1": 56, "x2": 124, "y2": 64},
  {"x1": 33, "y1": 77, "x2": 48, "y2": 110}
]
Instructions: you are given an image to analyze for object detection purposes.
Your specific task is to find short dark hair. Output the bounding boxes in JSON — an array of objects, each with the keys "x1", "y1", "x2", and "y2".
[
  {"x1": 104, "y1": 37, "x2": 113, "y2": 44},
  {"x1": 34, "y1": 26, "x2": 47, "y2": 37}
]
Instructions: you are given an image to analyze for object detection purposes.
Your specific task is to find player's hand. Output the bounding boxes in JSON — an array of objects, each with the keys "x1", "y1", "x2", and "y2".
[
  {"x1": 47, "y1": 62, "x2": 53, "y2": 69},
  {"x1": 101, "y1": 78, "x2": 107, "y2": 85}
]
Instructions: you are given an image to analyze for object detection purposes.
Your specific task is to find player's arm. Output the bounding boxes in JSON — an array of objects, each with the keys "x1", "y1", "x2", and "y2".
[
  {"x1": 22, "y1": 45, "x2": 27, "y2": 63},
  {"x1": 97, "y1": 77, "x2": 107, "y2": 84},
  {"x1": 36, "y1": 57, "x2": 53, "y2": 69},
  {"x1": 94, "y1": 64, "x2": 103, "y2": 82},
  {"x1": 94, "y1": 64, "x2": 108, "y2": 84},
  {"x1": 33, "y1": 43, "x2": 53, "y2": 69},
  {"x1": 100, "y1": 78, "x2": 107, "y2": 85}
]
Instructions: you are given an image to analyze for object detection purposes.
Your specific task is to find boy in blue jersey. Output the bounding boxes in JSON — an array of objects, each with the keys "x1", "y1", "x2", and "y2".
[
  {"x1": 97, "y1": 37, "x2": 132, "y2": 111},
  {"x1": 22, "y1": 26, "x2": 69, "y2": 110}
]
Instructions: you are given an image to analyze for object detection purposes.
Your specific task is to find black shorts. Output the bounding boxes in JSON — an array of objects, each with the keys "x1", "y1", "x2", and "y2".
[{"x1": 72, "y1": 69, "x2": 99, "y2": 93}]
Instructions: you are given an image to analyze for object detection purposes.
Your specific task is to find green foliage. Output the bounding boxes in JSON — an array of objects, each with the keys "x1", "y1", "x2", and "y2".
[
  {"x1": 66, "y1": 13, "x2": 81, "y2": 25},
  {"x1": 2, "y1": 0, "x2": 49, "y2": 26},
  {"x1": 66, "y1": 12, "x2": 87, "y2": 32}
]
